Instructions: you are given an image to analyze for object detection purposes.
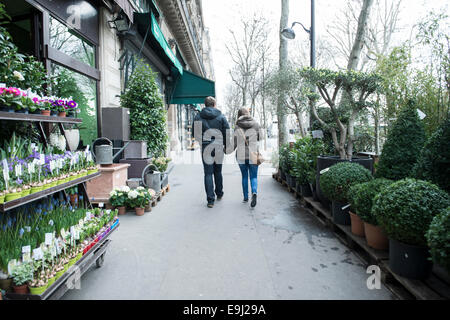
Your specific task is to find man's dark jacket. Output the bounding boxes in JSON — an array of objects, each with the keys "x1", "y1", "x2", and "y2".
[{"x1": 192, "y1": 107, "x2": 230, "y2": 147}]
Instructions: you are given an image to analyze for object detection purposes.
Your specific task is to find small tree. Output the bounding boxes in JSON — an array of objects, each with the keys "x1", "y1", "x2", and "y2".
[
  {"x1": 120, "y1": 60, "x2": 168, "y2": 157},
  {"x1": 412, "y1": 117, "x2": 450, "y2": 193},
  {"x1": 375, "y1": 101, "x2": 426, "y2": 180},
  {"x1": 299, "y1": 67, "x2": 381, "y2": 160}
]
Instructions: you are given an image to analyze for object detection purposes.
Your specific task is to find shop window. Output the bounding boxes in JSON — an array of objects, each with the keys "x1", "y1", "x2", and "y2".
[
  {"x1": 51, "y1": 63, "x2": 98, "y2": 146},
  {"x1": 49, "y1": 16, "x2": 96, "y2": 68}
]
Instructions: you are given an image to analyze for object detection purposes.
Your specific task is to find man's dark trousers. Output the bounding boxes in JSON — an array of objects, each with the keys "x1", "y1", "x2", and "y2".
[{"x1": 201, "y1": 147, "x2": 224, "y2": 204}]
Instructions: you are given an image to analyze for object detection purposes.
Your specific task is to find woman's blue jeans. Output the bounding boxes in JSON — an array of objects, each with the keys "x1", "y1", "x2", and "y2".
[{"x1": 238, "y1": 159, "x2": 258, "y2": 200}]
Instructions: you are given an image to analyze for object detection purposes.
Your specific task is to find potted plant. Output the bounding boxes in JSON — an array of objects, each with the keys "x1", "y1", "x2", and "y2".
[
  {"x1": 109, "y1": 187, "x2": 128, "y2": 215},
  {"x1": 28, "y1": 267, "x2": 48, "y2": 295},
  {"x1": 375, "y1": 101, "x2": 426, "y2": 181},
  {"x1": 10, "y1": 262, "x2": 33, "y2": 294},
  {"x1": 426, "y1": 206, "x2": 450, "y2": 284},
  {"x1": 348, "y1": 178, "x2": 393, "y2": 246},
  {"x1": 39, "y1": 99, "x2": 52, "y2": 116},
  {"x1": 320, "y1": 162, "x2": 372, "y2": 225},
  {"x1": 127, "y1": 188, "x2": 148, "y2": 216},
  {"x1": 413, "y1": 117, "x2": 450, "y2": 193},
  {"x1": 372, "y1": 179, "x2": 450, "y2": 279}
]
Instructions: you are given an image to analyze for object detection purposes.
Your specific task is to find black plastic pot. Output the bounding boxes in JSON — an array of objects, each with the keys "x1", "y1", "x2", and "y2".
[
  {"x1": 316, "y1": 156, "x2": 374, "y2": 209},
  {"x1": 309, "y1": 183, "x2": 319, "y2": 201},
  {"x1": 299, "y1": 183, "x2": 312, "y2": 197},
  {"x1": 331, "y1": 200, "x2": 350, "y2": 225},
  {"x1": 280, "y1": 169, "x2": 286, "y2": 181},
  {"x1": 285, "y1": 173, "x2": 292, "y2": 186},
  {"x1": 389, "y1": 238, "x2": 432, "y2": 280}
]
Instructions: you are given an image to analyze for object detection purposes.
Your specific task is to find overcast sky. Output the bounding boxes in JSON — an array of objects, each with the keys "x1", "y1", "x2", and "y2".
[{"x1": 202, "y1": 0, "x2": 450, "y2": 107}]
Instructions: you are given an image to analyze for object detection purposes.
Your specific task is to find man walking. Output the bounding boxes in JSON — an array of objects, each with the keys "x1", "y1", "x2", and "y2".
[{"x1": 192, "y1": 96, "x2": 230, "y2": 208}]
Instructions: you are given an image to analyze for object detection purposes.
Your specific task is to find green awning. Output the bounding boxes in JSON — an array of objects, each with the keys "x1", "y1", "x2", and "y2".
[
  {"x1": 170, "y1": 69, "x2": 215, "y2": 104},
  {"x1": 150, "y1": 12, "x2": 183, "y2": 74},
  {"x1": 134, "y1": 12, "x2": 183, "y2": 75}
]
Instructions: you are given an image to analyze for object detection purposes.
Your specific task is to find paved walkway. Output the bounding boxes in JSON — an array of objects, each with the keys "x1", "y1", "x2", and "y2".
[{"x1": 63, "y1": 154, "x2": 394, "y2": 300}]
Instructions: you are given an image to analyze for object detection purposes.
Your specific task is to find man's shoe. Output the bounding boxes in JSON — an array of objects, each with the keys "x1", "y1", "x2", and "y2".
[
  {"x1": 251, "y1": 193, "x2": 257, "y2": 208},
  {"x1": 207, "y1": 203, "x2": 214, "y2": 208},
  {"x1": 217, "y1": 193, "x2": 223, "y2": 200},
  {"x1": 243, "y1": 198, "x2": 249, "y2": 203}
]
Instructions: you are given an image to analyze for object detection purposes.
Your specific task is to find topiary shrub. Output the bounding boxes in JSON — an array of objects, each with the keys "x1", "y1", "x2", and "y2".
[
  {"x1": 348, "y1": 178, "x2": 394, "y2": 225},
  {"x1": 120, "y1": 60, "x2": 168, "y2": 157},
  {"x1": 412, "y1": 117, "x2": 450, "y2": 193},
  {"x1": 372, "y1": 179, "x2": 450, "y2": 246},
  {"x1": 426, "y1": 207, "x2": 450, "y2": 272},
  {"x1": 375, "y1": 101, "x2": 426, "y2": 180},
  {"x1": 320, "y1": 162, "x2": 373, "y2": 203}
]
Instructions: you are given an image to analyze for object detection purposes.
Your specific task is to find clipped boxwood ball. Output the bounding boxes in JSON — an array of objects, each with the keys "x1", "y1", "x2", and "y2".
[
  {"x1": 372, "y1": 179, "x2": 450, "y2": 246},
  {"x1": 426, "y1": 207, "x2": 450, "y2": 272},
  {"x1": 348, "y1": 178, "x2": 394, "y2": 225},
  {"x1": 320, "y1": 162, "x2": 373, "y2": 203}
]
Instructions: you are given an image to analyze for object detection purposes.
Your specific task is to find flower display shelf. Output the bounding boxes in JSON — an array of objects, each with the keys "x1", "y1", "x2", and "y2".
[
  {"x1": 0, "y1": 172, "x2": 100, "y2": 212},
  {"x1": 4, "y1": 221, "x2": 119, "y2": 300},
  {"x1": 0, "y1": 111, "x2": 82, "y2": 123}
]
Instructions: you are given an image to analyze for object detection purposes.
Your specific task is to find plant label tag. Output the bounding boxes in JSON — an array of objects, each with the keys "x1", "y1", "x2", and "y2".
[
  {"x1": 98, "y1": 202, "x2": 104, "y2": 208},
  {"x1": 2, "y1": 168, "x2": 9, "y2": 183},
  {"x1": 22, "y1": 245, "x2": 31, "y2": 253},
  {"x1": 30, "y1": 143, "x2": 36, "y2": 150},
  {"x1": 45, "y1": 233, "x2": 53, "y2": 245},
  {"x1": 86, "y1": 145, "x2": 90, "y2": 153},
  {"x1": 25, "y1": 226, "x2": 31, "y2": 232},
  {"x1": 70, "y1": 226, "x2": 75, "y2": 236},
  {"x1": 15, "y1": 164, "x2": 22, "y2": 177},
  {"x1": 40, "y1": 154, "x2": 45, "y2": 165},
  {"x1": 417, "y1": 109, "x2": 426, "y2": 120},
  {"x1": 22, "y1": 252, "x2": 31, "y2": 262},
  {"x1": 7, "y1": 259, "x2": 17, "y2": 276},
  {"x1": 312, "y1": 130, "x2": 324, "y2": 139},
  {"x1": 61, "y1": 228, "x2": 66, "y2": 238},
  {"x1": 320, "y1": 167, "x2": 330, "y2": 175},
  {"x1": 86, "y1": 212, "x2": 92, "y2": 220},
  {"x1": 74, "y1": 230, "x2": 80, "y2": 240},
  {"x1": 33, "y1": 247, "x2": 43, "y2": 260}
]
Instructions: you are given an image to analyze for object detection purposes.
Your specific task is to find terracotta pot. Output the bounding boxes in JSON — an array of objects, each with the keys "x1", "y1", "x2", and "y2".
[
  {"x1": 13, "y1": 284, "x2": 29, "y2": 294},
  {"x1": 58, "y1": 111, "x2": 66, "y2": 117},
  {"x1": 349, "y1": 211, "x2": 365, "y2": 237},
  {"x1": 135, "y1": 207, "x2": 145, "y2": 216},
  {"x1": 117, "y1": 206, "x2": 126, "y2": 215},
  {"x1": 40, "y1": 110, "x2": 51, "y2": 116},
  {"x1": 364, "y1": 222, "x2": 389, "y2": 250}
]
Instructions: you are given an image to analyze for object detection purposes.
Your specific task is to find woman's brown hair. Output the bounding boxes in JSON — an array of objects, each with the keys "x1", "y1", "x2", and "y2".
[{"x1": 237, "y1": 108, "x2": 250, "y2": 118}]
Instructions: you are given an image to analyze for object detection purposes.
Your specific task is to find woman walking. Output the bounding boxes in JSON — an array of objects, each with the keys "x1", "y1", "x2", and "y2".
[{"x1": 233, "y1": 108, "x2": 262, "y2": 207}]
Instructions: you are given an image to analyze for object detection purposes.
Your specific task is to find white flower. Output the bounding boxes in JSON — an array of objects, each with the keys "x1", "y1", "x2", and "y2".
[
  {"x1": 109, "y1": 190, "x2": 117, "y2": 197},
  {"x1": 13, "y1": 71, "x2": 24, "y2": 81},
  {"x1": 121, "y1": 186, "x2": 130, "y2": 193},
  {"x1": 128, "y1": 190, "x2": 138, "y2": 199},
  {"x1": 58, "y1": 135, "x2": 66, "y2": 151},
  {"x1": 137, "y1": 186, "x2": 145, "y2": 191}
]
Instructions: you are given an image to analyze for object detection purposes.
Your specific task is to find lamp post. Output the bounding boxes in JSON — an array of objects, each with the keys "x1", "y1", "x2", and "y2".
[{"x1": 281, "y1": 0, "x2": 316, "y2": 132}]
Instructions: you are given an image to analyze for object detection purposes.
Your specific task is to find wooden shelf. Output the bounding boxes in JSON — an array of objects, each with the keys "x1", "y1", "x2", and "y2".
[
  {"x1": 0, "y1": 111, "x2": 82, "y2": 124},
  {"x1": 0, "y1": 172, "x2": 101, "y2": 212}
]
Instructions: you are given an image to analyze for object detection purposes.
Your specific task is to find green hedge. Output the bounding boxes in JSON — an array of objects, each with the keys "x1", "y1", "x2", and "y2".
[
  {"x1": 372, "y1": 179, "x2": 450, "y2": 246},
  {"x1": 320, "y1": 162, "x2": 373, "y2": 203},
  {"x1": 289, "y1": 136, "x2": 325, "y2": 185},
  {"x1": 348, "y1": 178, "x2": 394, "y2": 225},
  {"x1": 427, "y1": 207, "x2": 450, "y2": 272},
  {"x1": 413, "y1": 117, "x2": 450, "y2": 193},
  {"x1": 376, "y1": 101, "x2": 425, "y2": 180}
]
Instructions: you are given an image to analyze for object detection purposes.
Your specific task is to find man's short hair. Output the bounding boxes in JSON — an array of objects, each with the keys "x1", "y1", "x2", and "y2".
[{"x1": 204, "y1": 96, "x2": 216, "y2": 107}]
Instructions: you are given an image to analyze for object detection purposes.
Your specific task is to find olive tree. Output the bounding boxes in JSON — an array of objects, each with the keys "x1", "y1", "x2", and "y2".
[{"x1": 299, "y1": 67, "x2": 381, "y2": 160}]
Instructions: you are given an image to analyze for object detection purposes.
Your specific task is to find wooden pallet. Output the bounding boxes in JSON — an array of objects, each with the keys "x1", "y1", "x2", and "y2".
[{"x1": 278, "y1": 181, "x2": 450, "y2": 300}]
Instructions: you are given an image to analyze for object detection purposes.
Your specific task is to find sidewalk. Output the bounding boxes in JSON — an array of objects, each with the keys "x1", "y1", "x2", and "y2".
[{"x1": 62, "y1": 156, "x2": 394, "y2": 300}]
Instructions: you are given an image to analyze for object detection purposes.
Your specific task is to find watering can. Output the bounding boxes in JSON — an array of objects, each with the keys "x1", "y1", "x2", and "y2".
[
  {"x1": 92, "y1": 137, "x2": 130, "y2": 165},
  {"x1": 141, "y1": 164, "x2": 161, "y2": 193}
]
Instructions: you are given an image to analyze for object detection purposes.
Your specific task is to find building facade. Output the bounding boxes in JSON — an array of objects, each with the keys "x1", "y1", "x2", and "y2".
[{"x1": 2, "y1": 0, "x2": 215, "y2": 154}]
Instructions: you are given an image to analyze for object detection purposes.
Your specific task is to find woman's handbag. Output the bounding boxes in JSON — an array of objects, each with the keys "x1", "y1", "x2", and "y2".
[{"x1": 239, "y1": 129, "x2": 265, "y2": 166}]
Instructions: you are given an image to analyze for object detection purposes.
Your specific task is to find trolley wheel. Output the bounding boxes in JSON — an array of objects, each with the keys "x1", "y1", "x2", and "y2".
[{"x1": 96, "y1": 253, "x2": 105, "y2": 268}]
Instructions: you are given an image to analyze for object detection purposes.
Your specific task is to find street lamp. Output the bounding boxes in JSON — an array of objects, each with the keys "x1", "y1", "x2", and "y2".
[
  {"x1": 281, "y1": 0, "x2": 315, "y2": 68},
  {"x1": 281, "y1": 0, "x2": 316, "y2": 131}
]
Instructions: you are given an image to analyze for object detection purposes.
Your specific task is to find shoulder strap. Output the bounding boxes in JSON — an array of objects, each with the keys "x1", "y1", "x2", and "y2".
[{"x1": 238, "y1": 128, "x2": 249, "y2": 146}]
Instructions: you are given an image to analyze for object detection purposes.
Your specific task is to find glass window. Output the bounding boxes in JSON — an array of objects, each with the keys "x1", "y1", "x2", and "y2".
[
  {"x1": 49, "y1": 16, "x2": 96, "y2": 68},
  {"x1": 51, "y1": 63, "x2": 98, "y2": 146}
]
